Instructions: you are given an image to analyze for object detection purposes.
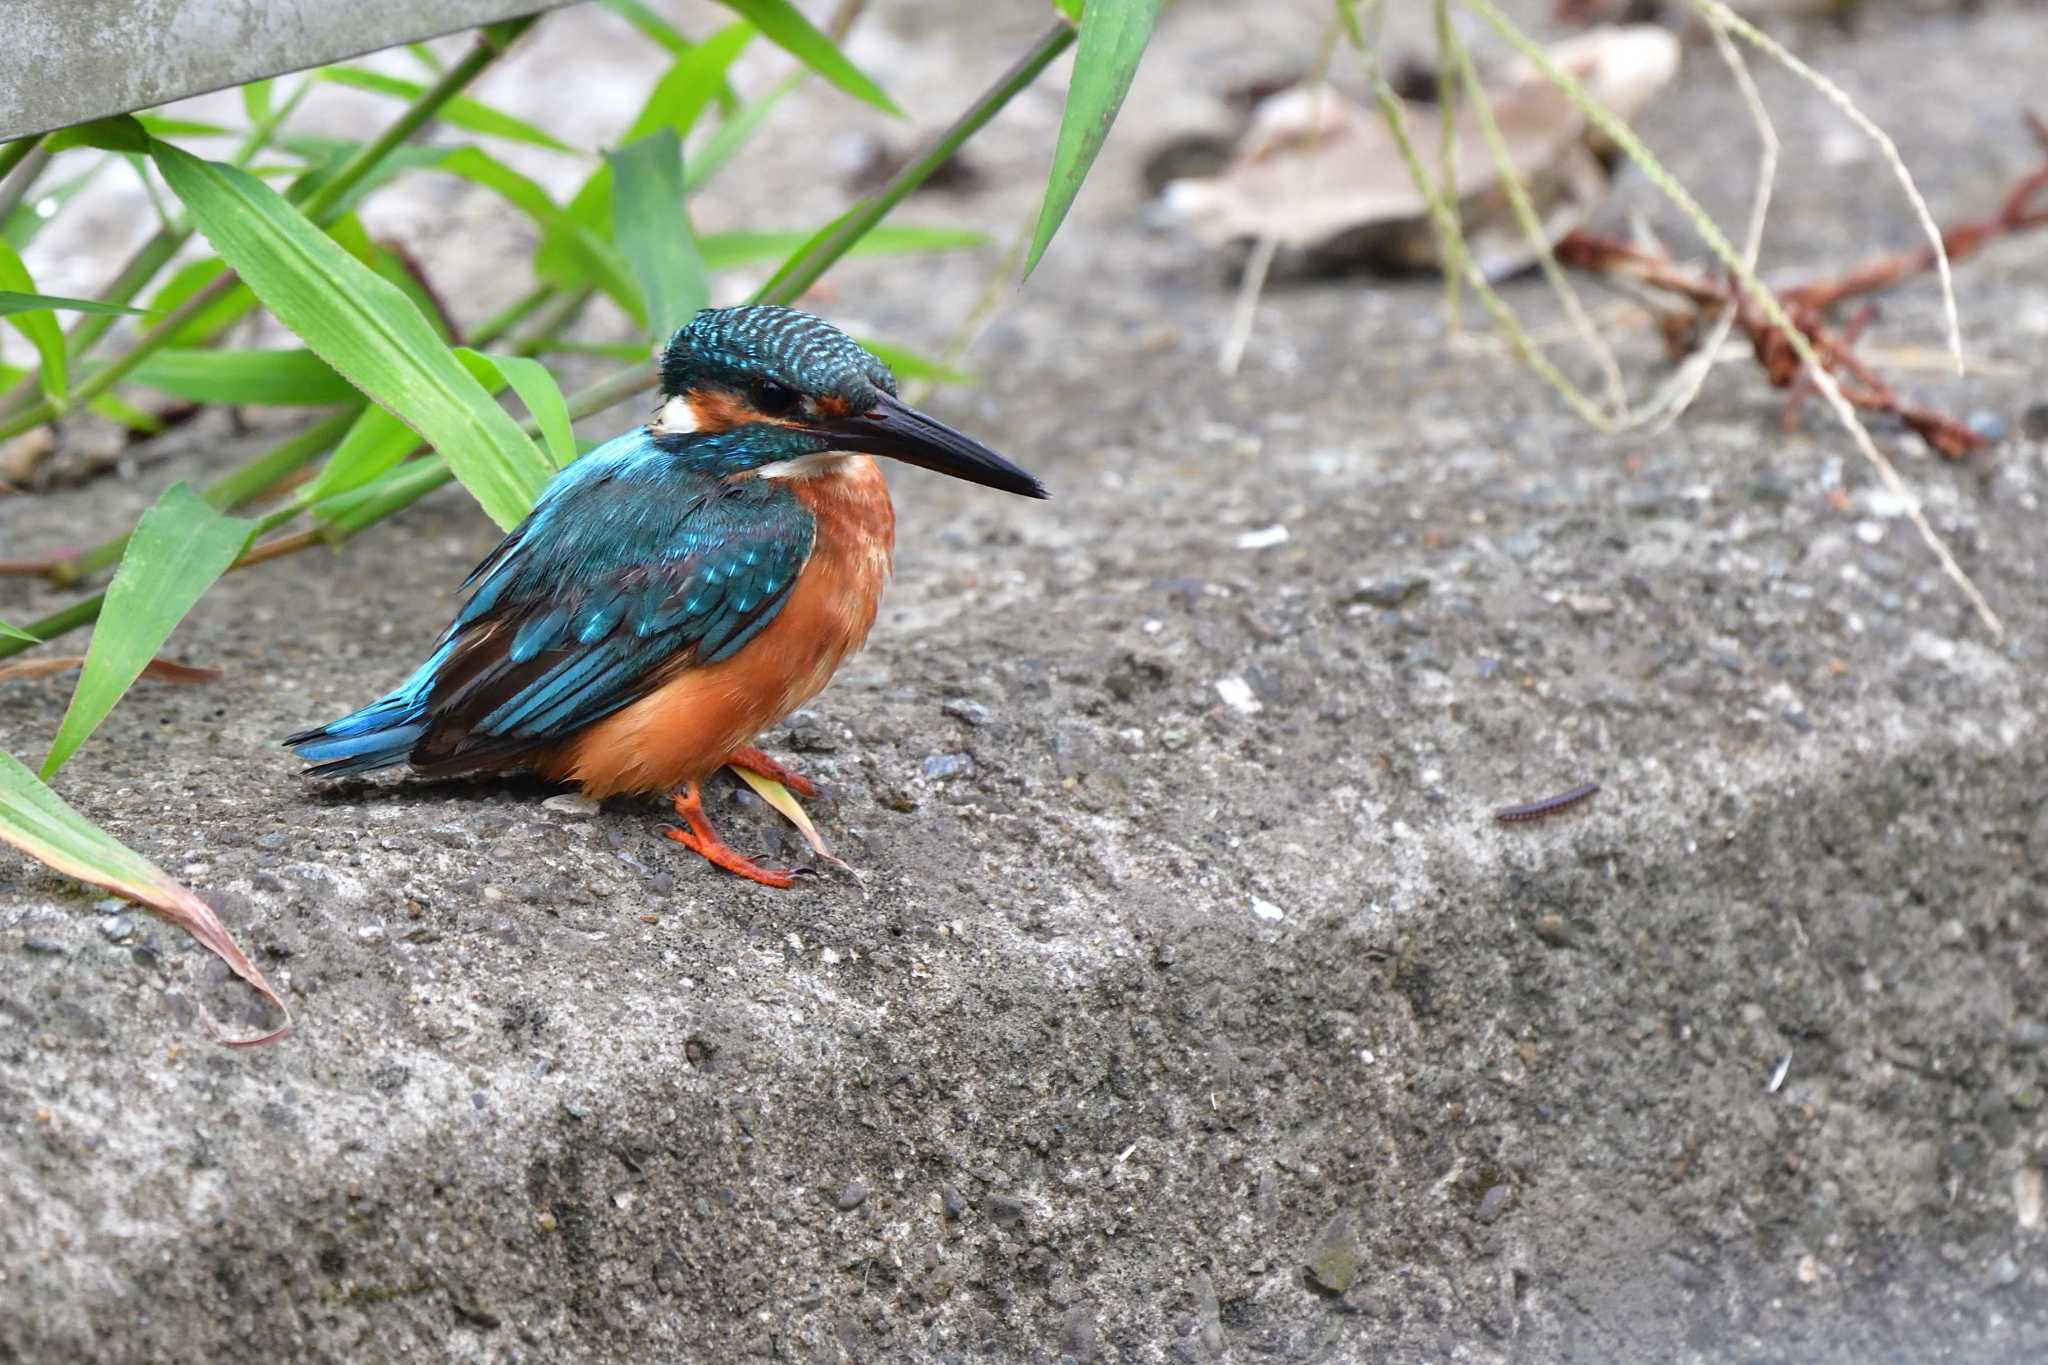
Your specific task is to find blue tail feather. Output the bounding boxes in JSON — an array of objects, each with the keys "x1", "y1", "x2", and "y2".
[{"x1": 285, "y1": 654, "x2": 443, "y2": 777}]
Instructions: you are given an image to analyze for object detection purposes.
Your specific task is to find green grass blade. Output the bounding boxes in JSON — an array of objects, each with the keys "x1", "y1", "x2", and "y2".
[
  {"x1": 129, "y1": 347, "x2": 357, "y2": 405},
  {"x1": 715, "y1": 0, "x2": 900, "y2": 116},
  {"x1": 1, "y1": 621, "x2": 43, "y2": 644},
  {"x1": 298, "y1": 404, "x2": 418, "y2": 506},
  {"x1": 319, "y1": 68, "x2": 577, "y2": 153},
  {"x1": 42, "y1": 483, "x2": 256, "y2": 777},
  {"x1": 44, "y1": 116, "x2": 150, "y2": 155},
  {"x1": 1025, "y1": 0, "x2": 1162, "y2": 277},
  {"x1": 0, "y1": 750, "x2": 289, "y2": 1046},
  {"x1": 603, "y1": 0, "x2": 691, "y2": 55},
  {"x1": 610, "y1": 129, "x2": 707, "y2": 342},
  {"x1": 625, "y1": 23, "x2": 756, "y2": 141},
  {"x1": 701, "y1": 225, "x2": 985, "y2": 271},
  {"x1": 4, "y1": 155, "x2": 114, "y2": 251},
  {"x1": 858, "y1": 337, "x2": 975, "y2": 386},
  {"x1": 429, "y1": 147, "x2": 646, "y2": 325},
  {"x1": 684, "y1": 71, "x2": 801, "y2": 194},
  {"x1": 461, "y1": 350, "x2": 578, "y2": 470},
  {"x1": 152, "y1": 141, "x2": 554, "y2": 529},
  {"x1": 0, "y1": 291, "x2": 145, "y2": 318},
  {"x1": 133, "y1": 116, "x2": 234, "y2": 140},
  {"x1": 0, "y1": 239, "x2": 67, "y2": 404}
]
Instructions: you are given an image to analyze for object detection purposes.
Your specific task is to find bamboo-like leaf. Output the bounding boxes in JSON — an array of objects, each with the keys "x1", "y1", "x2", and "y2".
[
  {"x1": 143, "y1": 258, "x2": 256, "y2": 345},
  {"x1": 427, "y1": 147, "x2": 645, "y2": 324},
  {"x1": 129, "y1": 347, "x2": 358, "y2": 406},
  {"x1": 1, "y1": 621, "x2": 43, "y2": 644},
  {"x1": 730, "y1": 767, "x2": 853, "y2": 874},
  {"x1": 701, "y1": 225, "x2": 985, "y2": 271},
  {"x1": 1025, "y1": 0, "x2": 1162, "y2": 277},
  {"x1": 530, "y1": 26, "x2": 753, "y2": 293},
  {"x1": 242, "y1": 78, "x2": 274, "y2": 126},
  {"x1": 0, "y1": 751, "x2": 289, "y2": 1047},
  {"x1": 133, "y1": 116, "x2": 233, "y2": 140},
  {"x1": 459, "y1": 349, "x2": 577, "y2": 470},
  {"x1": 44, "y1": 115, "x2": 149, "y2": 155},
  {"x1": 0, "y1": 291, "x2": 144, "y2": 318},
  {"x1": 152, "y1": 141, "x2": 554, "y2": 529},
  {"x1": 0, "y1": 240, "x2": 66, "y2": 403},
  {"x1": 684, "y1": 72, "x2": 802, "y2": 194},
  {"x1": 298, "y1": 404, "x2": 418, "y2": 507},
  {"x1": 603, "y1": 0, "x2": 690, "y2": 55},
  {"x1": 859, "y1": 338, "x2": 975, "y2": 386},
  {"x1": 714, "y1": 0, "x2": 900, "y2": 116},
  {"x1": 610, "y1": 130, "x2": 707, "y2": 342},
  {"x1": 624, "y1": 23, "x2": 757, "y2": 141},
  {"x1": 43, "y1": 483, "x2": 256, "y2": 777},
  {"x1": 4, "y1": 156, "x2": 115, "y2": 251},
  {"x1": 319, "y1": 68, "x2": 577, "y2": 153}
]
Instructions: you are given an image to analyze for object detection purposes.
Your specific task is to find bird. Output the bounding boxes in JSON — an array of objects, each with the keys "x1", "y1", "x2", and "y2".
[{"x1": 286, "y1": 305, "x2": 1046, "y2": 887}]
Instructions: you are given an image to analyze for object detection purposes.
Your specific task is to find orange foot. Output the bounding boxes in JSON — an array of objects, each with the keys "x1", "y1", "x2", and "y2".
[
  {"x1": 662, "y1": 781, "x2": 796, "y2": 889},
  {"x1": 725, "y1": 745, "x2": 818, "y2": 798}
]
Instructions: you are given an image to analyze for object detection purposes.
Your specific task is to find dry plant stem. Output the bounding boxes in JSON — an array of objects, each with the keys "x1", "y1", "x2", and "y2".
[
  {"x1": 1218, "y1": 233, "x2": 1279, "y2": 376},
  {"x1": 0, "y1": 144, "x2": 52, "y2": 222},
  {"x1": 1463, "y1": 0, "x2": 2001, "y2": 637},
  {"x1": 1432, "y1": 0, "x2": 1464, "y2": 337},
  {"x1": 1440, "y1": 16, "x2": 1627, "y2": 419},
  {"x1": 1635, "y1": 9, "x2": 1776, "y2": 434},
  {"x1": 1687, "y1": 0, "x2": 1963, "y2": 375}
]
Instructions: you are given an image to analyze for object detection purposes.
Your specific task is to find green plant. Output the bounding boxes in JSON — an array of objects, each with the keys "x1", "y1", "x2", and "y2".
[{"x1": 0, "y1": 0, "x2": 1163, "y2": 1043}]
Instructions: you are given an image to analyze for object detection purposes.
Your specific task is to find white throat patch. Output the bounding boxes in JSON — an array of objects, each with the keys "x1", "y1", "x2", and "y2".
[
  {"x1": 757, "y1": 452, "x2": 857, "y2": 482},
  {"x1": 649, "y1": 395, "x2": 697, "y2": 436}
]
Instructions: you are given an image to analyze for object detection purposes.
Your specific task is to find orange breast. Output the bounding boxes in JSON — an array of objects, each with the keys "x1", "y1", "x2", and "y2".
[{"x1": 536, "y1": 456, "x2": 896, "y2": 798}]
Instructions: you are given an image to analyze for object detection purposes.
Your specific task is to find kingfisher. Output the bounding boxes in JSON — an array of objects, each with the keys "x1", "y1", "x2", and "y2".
[{"x1": 286, "y1": 305, "x2": 1046, "y2": 887}]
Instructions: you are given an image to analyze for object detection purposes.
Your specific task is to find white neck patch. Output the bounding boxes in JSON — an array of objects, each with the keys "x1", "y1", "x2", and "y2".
[
  {"x1": 650, "y1": 395, "x2": 697, "y2": 436},
  {"x1": 757, "y1": 452, "x2": 856, "y2": 482}
]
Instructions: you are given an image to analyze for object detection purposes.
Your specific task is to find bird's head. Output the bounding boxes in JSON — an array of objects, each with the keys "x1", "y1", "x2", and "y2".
[{"x1": 651, "y1": 305, "x2": 1046, "y2": 499}]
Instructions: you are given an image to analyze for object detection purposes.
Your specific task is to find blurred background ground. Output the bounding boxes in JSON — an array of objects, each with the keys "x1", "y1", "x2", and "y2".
[{"x1": 3, "y1": 1, "x2": 2046, "y2": 1360}]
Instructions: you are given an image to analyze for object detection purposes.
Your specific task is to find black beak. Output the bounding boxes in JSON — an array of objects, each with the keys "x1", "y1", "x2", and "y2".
[{"x1": 812, "y1": 393, "x2": 1047, "y2": 499}]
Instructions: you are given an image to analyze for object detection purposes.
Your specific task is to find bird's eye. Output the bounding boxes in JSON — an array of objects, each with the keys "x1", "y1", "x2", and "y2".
[{"x1": 750, "y1": 381, "x2": 801, "y2": 416}]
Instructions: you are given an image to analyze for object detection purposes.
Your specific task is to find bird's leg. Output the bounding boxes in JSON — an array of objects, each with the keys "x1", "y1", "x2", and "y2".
[
  {"x1": 724, "y1": 744, "x2": 818, "y2": 798},
  {"x1": 663, "y1": 782, "x2": 796, "y2": 889}
]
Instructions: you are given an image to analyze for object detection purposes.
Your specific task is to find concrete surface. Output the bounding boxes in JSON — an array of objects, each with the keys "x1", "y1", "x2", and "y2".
[
  {"x1": 0, "y1": 1, "x2": 574, "y2": 141},
  {"x1": 3, "y1": 1, "x2": 2046, "y2": 1361}
]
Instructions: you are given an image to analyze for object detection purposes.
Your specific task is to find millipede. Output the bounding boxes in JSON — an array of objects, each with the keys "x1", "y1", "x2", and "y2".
[{"x1": 1493, "y1": 781, "x2": 1600, "y2": 823}]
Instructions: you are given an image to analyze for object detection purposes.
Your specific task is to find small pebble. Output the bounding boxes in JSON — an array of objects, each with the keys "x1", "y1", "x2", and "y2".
[
  {"x1": 1215, "y1": 677, "x2": 1261, "y2": 715},
  {"x1": 1476, "y1": 1184, "x2": 1511, "y2": 1224},
  {"x1": 1344, "y1": 575, "x2": 1428, "y2": 610},
  {"x1": 1989, "y1": 1253, "x2": 2021, "y2": 1289},
  {"x1": 1250, "y1": 897, "x2": 1284, "y2": 923},
  {"x1": 1233, "y1": 524, "x2": 1289, "y2": 550},
  {"x1": 921, "y1": 753, "x2": 970, "y2": 780},
  {"x1": 1967, "y1": 410, "x2": 2007, "y2": 443},
  {"x1": 835, "y1": 1181, "x2": 868, "y2": 1211},
  {"x1": 542, "y1": 793, "x2": 601, "y2": 817},
  {"x1": 941, "y1": 698, "x2": 990, "y2": 727},
  {"x1": 356, "y1": 925, "x2": 387, "y2": 946},
  {"x1": 20, "y1": 936, "x2": 66, "y2": 956},
  {"x1": 1305, "y1": 1212, "x2": 1364, "y2": 1294},
  {"x1": 98, "y1": 914, "x2": 136, "y2": 944}
]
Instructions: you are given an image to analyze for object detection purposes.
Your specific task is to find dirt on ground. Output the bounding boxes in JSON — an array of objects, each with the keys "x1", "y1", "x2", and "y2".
[{"x1": 3, "y1": 1, "x2": 2046, "y2": 1361}]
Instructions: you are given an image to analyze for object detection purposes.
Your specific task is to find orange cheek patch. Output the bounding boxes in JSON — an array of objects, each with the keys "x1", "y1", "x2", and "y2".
[
  {"x1": 814, "y1": 394, "x2": 852, "y2": 419},
  {"x1": 691, "y1": 390, "x2": 755, "y2": 432}
]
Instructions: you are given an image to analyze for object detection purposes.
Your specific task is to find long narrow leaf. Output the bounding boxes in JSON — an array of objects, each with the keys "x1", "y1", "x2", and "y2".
[
  {"x1": 129, "y1": 347, "x2": 357, "y2": 406},
  {"x1": 427, "y1": 147, "x2": 644, "y2": 323},
  {"x1": 152, "y1": 141, "x2": 554, "y2": 529},
  {"x1": 298, "y1": 404, "x2": 418, "y2": 507},
  {"x1": 0, "y1": 291, "x2": 144, "y2": 318},
  {"x1": 530, "y1": 28, "x2": 753, "y2": 294},
  {"x1": 319, "y1": 68, "x2": 577, "y2": 153},
  {"x1": 0, "y1": 240, "x2": 66, "y2": 403},
  {"x1": 603, "y1": 0, "x2": 691, "y2": 55},
  {"x1": 0, "y1": 751, "x2": 289, "y2": 1047},
  {"x1": 715, "y1": 0, "x2": 899, "y2": 116},
  {"x1": 610, "y1": 130, "x2": 706, "y2": 342},
  {"x1": 43, "y1": 483, "x2": 256, "y2": 777},
  {"x1": 1025, "y1": 0, "x2": 1162, "y2": 277},
  {"x1": 685, "y1": 72, "x2": 802, "y2": 194},
  {"x1": 1, "y1": 621, "x2": 43, "y2": 644},
  {"x1": 701, "y1": 225, "x2": 984, "y2": 271},
  {"x1": 460, "y1": 350, "x2": 578, "y2": 470}
]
